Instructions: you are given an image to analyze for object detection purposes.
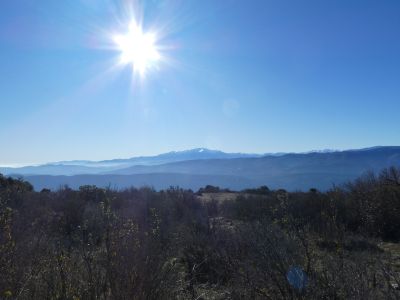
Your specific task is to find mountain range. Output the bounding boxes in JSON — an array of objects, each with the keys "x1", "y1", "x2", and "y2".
[
  {"x1": 1, "y1": 146, "x2": 399, "y2": 191},
  {"x1": 0, "y1": 148, "x2": 262, "y2": 176}
]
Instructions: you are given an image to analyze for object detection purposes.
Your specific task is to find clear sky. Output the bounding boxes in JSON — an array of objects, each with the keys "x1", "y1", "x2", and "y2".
[{"x1": 1, "y1": 0, "x2": 400, "y2": 165}]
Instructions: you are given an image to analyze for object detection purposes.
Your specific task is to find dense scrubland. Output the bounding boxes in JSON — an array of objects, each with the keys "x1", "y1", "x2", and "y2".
[{"x1": 1, "y1": 167, "x2": 400, "y2": 299}]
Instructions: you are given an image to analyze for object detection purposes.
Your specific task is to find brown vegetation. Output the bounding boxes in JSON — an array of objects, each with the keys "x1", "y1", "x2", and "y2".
[{"x1": 0, "y1": 167, "x2": 400, "y2": 299}]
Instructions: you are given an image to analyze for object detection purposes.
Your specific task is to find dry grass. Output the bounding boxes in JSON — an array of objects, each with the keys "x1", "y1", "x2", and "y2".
[
  {"x1": 196, "y1": 192, "x2": 239, "y2": 203},
  {"x1": 379, "y1": 242, "x2": 400, "y2": 273}
]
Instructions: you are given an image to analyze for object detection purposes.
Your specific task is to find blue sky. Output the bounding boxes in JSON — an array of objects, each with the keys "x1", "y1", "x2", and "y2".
[{"x1": 1, "y1": 0, "x2": 400, "y2": 165}]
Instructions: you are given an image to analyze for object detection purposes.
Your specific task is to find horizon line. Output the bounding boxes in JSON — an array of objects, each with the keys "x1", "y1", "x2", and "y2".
[{"x1": 1, "y1": 145, "x2": 398, "y2": 168}]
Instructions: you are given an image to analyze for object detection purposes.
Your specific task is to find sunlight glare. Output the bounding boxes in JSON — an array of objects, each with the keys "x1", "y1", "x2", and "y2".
[{"x1": 113, "y1": 21, "x2": 160, "y2": 77}]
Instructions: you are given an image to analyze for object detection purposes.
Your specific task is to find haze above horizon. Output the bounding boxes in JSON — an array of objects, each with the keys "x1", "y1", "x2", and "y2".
[{"x1": 1, "y1": 0, "x2": 400, "y2": 165}]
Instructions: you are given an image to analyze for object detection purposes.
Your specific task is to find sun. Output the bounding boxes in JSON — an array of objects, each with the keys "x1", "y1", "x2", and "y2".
[{"x1": 113, "y1": 21, "x2": 161, "y2": 77}]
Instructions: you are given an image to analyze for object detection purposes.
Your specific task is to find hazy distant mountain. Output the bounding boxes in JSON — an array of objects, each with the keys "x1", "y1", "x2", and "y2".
[
  {"x1": 5, "y1": 146, "x2": 400, "y2": 191},
  {"x1": 49, "y1": 148, "x2": 259, "y2": 166},
  {"x1": 108, "y1": 146, "x2": 400, "y2": 175},
  {"x1": 101, "y1": 146, "x2": 400, "y2": 190},
  {"x1": 0, "y1": 148, "x2": 262, "y2": 176}
]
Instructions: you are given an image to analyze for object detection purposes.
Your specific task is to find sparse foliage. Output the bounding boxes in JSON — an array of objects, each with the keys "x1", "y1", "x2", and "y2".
[{"x1": 0, "y1": 168, "x2": 399, "y2": 299}]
